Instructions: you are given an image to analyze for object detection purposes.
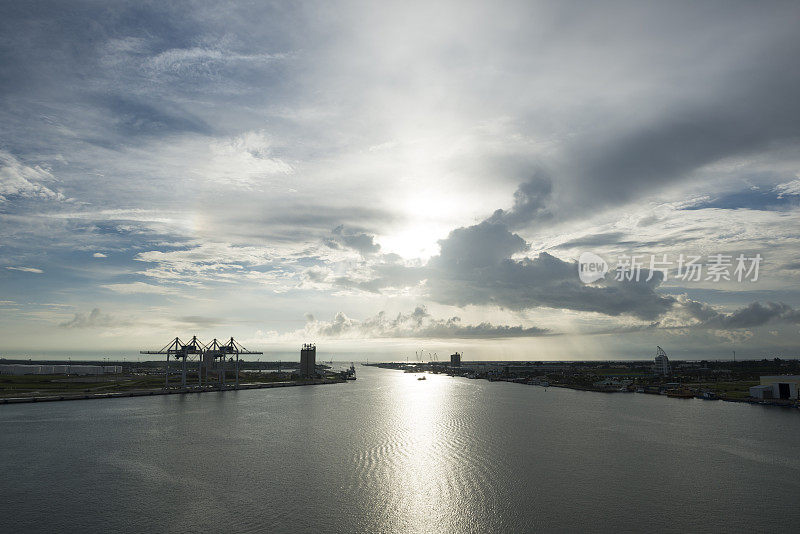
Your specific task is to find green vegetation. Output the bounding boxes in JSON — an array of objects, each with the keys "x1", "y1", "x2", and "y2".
[{"x1": 694, "y1": 381, "x2": 760, "y2": 400}]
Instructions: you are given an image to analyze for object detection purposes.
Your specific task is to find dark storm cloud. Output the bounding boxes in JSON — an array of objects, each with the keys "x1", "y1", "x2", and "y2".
[
  {"x1": 425, "y1": 221, "x2": 675, "y2": 320},
  {"x1": 343, "y1": 221, "x2": 678, "y2": 321},
  {"x1": 487, "y1": 170, "x2": 552, "y2": 229},
  {"x1": 687, "y1": 300, "x2": 800, "y2": 329},
  {"x1": 344, "y1": 219, "x2": 800, "y2": 330},
  {"x1": 436, "y1": 220, "x2": 528, "y2": 268}
]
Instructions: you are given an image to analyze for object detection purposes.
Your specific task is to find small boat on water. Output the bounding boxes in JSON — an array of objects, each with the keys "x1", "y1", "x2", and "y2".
[{"x1": 417, "y1": 376, "x2": 426, "y2": 381}]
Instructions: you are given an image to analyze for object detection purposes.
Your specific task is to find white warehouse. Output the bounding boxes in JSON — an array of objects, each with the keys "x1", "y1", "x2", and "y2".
[{"x1": 749, "y1": 376, "x2": 800, "y2": 400}]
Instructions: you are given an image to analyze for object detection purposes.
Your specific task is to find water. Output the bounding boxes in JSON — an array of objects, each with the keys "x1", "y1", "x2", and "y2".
[{"x1": 1, "y1": 366, "x2": 799, "y2": 533}]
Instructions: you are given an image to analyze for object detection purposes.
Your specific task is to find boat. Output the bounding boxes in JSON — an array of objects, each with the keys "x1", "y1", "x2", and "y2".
[{"x1": 417, "y1": 376, "x2": 426, "y2": 381}]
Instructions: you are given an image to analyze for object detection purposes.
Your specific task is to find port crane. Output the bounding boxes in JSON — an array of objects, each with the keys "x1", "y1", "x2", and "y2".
[
  {"x1": 417, "y1": 349, "x2": 437, "y2": 363},
  {"x1": 202, "y1": 337, "x2": 263, "y2": 388},
  {"x1": 140, "y1": 336, "x2": 262, "y2": 389},
  {"x1": 140, "y1": 336, "x2": 204, "y2": 389}
]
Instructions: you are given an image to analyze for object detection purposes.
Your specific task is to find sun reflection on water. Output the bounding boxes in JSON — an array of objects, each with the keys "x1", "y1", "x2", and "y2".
[{"x1": 382, "y1": 372, "x2": 475, "y2": 533}]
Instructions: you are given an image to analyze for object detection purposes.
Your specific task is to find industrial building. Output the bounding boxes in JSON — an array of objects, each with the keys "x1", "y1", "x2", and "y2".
[
  {"x1": 300, "y1": 343, "x2": 316, "y2": 377},
  {"x1": 450, "y1": 352, "x2": 462, "y2": 367},
  {"x1": 749, "y1": 376, "x2": 800, "y2": 400}
]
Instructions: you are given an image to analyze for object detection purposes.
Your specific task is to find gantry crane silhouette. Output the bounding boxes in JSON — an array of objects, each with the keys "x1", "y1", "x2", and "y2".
[
  {"x1": 140, "y1": 336, "x2": 262, "y2": 389},
  {"x1": 203, "y1": 337, "x2": 262, "y2": 388}
]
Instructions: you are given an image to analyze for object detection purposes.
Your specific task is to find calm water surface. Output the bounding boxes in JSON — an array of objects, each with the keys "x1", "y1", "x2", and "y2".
[{"x1": 1, "y1": 366, "x2": 799, "y2": 533}]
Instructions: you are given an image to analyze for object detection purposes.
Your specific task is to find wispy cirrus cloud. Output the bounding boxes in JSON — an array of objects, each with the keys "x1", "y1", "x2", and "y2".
[
  {"x1": 6, "y1": 266, "x2": 43, "y2": 274},
  {"x1": 102, "y1": 282, "x2": 177, "y2": 295}
]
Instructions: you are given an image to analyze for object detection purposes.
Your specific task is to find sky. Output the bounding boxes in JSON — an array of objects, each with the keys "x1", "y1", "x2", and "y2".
[{"x1": 1, "y1": 0, "x2": 799, "y2": 361}]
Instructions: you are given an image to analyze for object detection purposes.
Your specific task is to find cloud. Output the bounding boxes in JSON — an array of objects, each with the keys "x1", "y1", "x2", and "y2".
[
  {"x1": 554, "y1": 232, "x2": 626, "y2": 249},
  {"x1": 102, "y1": 282, "x2": 176, "y2": 295},
  {"x1": 336, "y1": 206, "x2": 800, "y2": 332},
  {"x1": 0, "y1": 151, "x2": 63, "y2": 203},
  {"x1": 359, "y1": 220, "x2": 677, "y2": 321},
  {"x1": 782, "y1": 260, "x2": 800, "y2": 271},
  {"x1": 682, "y1": 299, "x2": 800, "y2": 329},
  {"x1": 145, "y1": 46, "x2": 285, "y2": 77},
  {"x1": 6, "y1": 266, "x2": 43, "y2": 273},
  {"x1": 775, "y1": 178, "x2": 800, "y2": 198},
  {"x1": 324, "y1": 225, "x2": 381, "y2": 255},
  {"x1": 58, "y1": 308, "x2": 121, "y2": 328},
  {"x1": 134, "y1": 243, "x2": 272, "y2": 282},
  {"x1": 204, "y1": 130, "x2": 293, "y2": 186},
  {"x1": 93, "y1": 252, "x2": 107, "y2": 258},
  {"x1": 316, "y1": 219, "x2": 684, "y2": 322},
  {"x1": 487, "y1": 169, "x2": 553, "y2": 228},
  {"x1": 99, "y1": 94, "x2": 210, "y2": 138},
  {"x1": 177, "y1": 316, "x2": 223, "y2": 327},
  {"x1": 711, "y1": 329, "x2": 754, "y2": 344},
  {"x1": 2, "y1": 1, "x2": 800, "y2": 354},
  {"x1": 300, "y1": 306, "x2": 549, "y2": 339}
]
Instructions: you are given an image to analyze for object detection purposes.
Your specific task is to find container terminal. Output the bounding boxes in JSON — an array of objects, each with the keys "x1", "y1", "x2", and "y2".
[{"x1": 0, "y1": 337, "x2": 353, "y2": 404}]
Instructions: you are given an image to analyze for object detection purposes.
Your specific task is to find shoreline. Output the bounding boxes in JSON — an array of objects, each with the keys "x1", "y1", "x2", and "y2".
[
  {"x1": 0, "y1": 378, "x2": 345, "y2": 405},
  {"x1": 543, "y1": 382, "x2": 799, "y2": 408},
  {"x1": 371, "y1": 365, "x2": 800, "y2": 410}
]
